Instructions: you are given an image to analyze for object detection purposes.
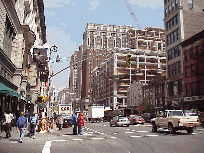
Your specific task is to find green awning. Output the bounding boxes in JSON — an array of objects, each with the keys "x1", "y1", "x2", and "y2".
[{"x1": 0, "y1": 82, "x2": 28, "y2": 101}]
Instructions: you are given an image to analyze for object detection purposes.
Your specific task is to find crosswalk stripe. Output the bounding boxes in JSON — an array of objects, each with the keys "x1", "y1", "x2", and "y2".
[
  {"x1": 130, "y1": 136, "x2": 142, "y2": 138},
  {"x1": 91, "y1": 138, "x2": 104, "y2": 140}
]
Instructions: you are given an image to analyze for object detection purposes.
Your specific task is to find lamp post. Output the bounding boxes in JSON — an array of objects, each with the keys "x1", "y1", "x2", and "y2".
[{"x1": 47, "y1": 45, "x2": 60, "y2": 118}]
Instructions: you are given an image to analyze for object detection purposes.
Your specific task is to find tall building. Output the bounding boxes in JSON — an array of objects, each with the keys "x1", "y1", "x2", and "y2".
[
  {"x1": 81, "y1": 23, "x2": 133, "y2": 107},
  {"x1": 164, "y1": 0, "x2": 204, "y2": 108}
]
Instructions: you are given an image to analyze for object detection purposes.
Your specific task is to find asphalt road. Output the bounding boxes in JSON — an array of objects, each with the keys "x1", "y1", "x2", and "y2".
[
  {"x1": 0, "y1": 122, "x2": 203, "y2": 153},
  {"x1": 50, "y1": 122, "x2": 204, "y2": 153}
]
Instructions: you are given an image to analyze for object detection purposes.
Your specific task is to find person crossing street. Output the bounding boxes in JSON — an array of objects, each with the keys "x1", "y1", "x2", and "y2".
[
  {"x1": 29, "y1": 114, "x2": 38, "y2": 139},
  {"x1": 16, "y1": 112, "x2": 27, "y2": 143}
]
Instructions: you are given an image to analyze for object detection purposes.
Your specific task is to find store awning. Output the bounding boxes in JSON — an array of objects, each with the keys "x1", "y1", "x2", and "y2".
[{"x1": 0, "y1": 82, "x2": 28, "y2": 101}]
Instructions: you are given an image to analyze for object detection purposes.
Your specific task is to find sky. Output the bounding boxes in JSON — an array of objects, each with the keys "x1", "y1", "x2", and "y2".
[{"x1": 43, "y1": 0, "x2": 164, "y2": 92}]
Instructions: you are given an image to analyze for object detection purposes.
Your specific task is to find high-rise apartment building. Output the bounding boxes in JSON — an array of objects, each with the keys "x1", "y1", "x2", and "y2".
[
  {"x1": 164, "y1": 0, "x2": 204, "y2": 107},
  {"x1": 81, "y1": 23, "x2": 133, "y2": 104}
]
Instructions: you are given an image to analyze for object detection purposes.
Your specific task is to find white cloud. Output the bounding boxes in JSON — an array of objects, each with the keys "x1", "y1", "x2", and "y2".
[
  {"x1": 129, "y1": 0, "x2": 163, "y2": 9},
  {"x1": 87, "y1": 0, "x2": 100, "y2": 10},
  {"x1": 44, "y1": 0, "x2": 72, "y2": 8},
  {"x1": 46, "y1": 11, "x2": 57, "y2": 16}
]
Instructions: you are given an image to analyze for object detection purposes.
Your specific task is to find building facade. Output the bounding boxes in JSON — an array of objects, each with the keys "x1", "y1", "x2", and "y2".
[
  {"x1": 164, "y1": 0, "x2": 204, "y2": 108},
  {"x1": 181, "y1": 30, "x2": 204, "y2": 111}
]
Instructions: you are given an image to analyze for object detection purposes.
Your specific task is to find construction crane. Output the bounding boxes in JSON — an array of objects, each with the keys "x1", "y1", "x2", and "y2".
[{"x1": 124, "y1": 0, "x2": 141, "y2": 29}]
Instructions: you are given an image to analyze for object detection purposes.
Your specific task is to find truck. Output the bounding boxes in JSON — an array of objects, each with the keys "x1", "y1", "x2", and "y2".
[
  {"x1": 151, "y1": 110, "x2": 200, "y2": 134},
  {"x1": 88, "y1": 105, "x2": 104, "y2": 122},
  {"x1": 58, "y1": 104, "x2": 73, "y2": 127}
]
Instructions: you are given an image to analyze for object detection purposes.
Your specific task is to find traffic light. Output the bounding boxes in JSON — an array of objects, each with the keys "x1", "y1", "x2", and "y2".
[{"x1": 126, "y1": 54, "x2": 131, "y2": 67}]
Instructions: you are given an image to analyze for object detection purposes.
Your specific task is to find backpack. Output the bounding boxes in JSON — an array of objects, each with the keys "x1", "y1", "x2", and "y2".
[{"x1": 30, "y1": 116, "x2": 36, "y2": 124}]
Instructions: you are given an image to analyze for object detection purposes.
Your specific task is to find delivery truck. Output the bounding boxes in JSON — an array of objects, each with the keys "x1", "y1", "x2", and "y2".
[{"x1": 88, "y1": 105, "x2": 104, "y2": 122}]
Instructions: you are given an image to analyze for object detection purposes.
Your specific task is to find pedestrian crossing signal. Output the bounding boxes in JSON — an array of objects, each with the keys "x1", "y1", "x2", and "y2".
[{"x1": 126, "y1": 54, "x2": 131, "y2": 67}]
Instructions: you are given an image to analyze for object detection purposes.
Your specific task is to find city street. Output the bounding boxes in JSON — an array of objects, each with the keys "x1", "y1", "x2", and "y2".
[{"x1": 1, "y1": 122, "x2": 203, "y2": 153}]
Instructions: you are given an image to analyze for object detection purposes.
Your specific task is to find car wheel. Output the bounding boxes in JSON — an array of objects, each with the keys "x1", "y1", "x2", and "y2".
[
  {"x1": 141, "y1": 123, "x2": 144, "y2": 125},
  {"x1": 168, "y1": 124, "x2": 176, "y2": 134},
  {"x1": 152, "y1": 123, "x2": 157, "y2": 132},
  {"x1": 186, "y1": 128, "x2": 193, "y2": 134},
  {"x1": 127, "y1": 124, "x2": 129, "y2": 127},
  {"x1": 202, "y1": 121, "x2": 204, "y2": 127},
  {"x1": 110, "y1": 123, "x2": 112, "y2": 127}
]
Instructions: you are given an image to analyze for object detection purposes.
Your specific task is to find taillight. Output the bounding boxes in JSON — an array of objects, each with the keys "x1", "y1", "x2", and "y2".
[
  {"x1": 117, "y1": 119, "x2": 119, "y2": 122},
  {"x1": 128, "y1": 118, "x2": 129, "y2": 121},
  {"x1": 197, "y1": 118, "x2": 200, "y2": 122},
  {"x1": 178, "y1": 119, "x2": 180, "y2": 124}
]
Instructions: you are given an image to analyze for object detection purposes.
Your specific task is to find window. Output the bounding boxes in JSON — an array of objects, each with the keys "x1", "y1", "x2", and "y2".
[
  {"x1": 175, "y1": 62, "x2": 178, "y2": 75},
  {"x1": 172, "y1": 2, "x2": 175, "y2": 11},
  {"x1": 185, "y1": 66, "x2": 188, "y2": 77},
  {"x1": 190, "y1": 48, "x2": 195, "y2": 58},
  {"x1": 171, "y1": 33, "x2": 174, "y2": 44},
  {"x1": 188, "y1": 1, "x2": 193, "y2": 8},
  {"x1": 175, "y1": 0, "x2": 178, "y2": 8},
  {"x1": 186, "y1": 83, "x2": 190, "y2": 96},
  {"x1": 196, "y1": 46, "x2": 200, "y2": 56},
  {"x1": 165, "y1": 8, "x2": 168, "y2": 17},
  {"x1": 191, "y1": 82, "x2": 196, "y2": 96},
  {"x1": 168, "y1": 65, "x2": 172, "y2": 77},
  {"x1": 178, "y1": 61, "x2": 181, "y2": 74},
  {"x1": 184, "y1": 51, "x2": 187, "y2": 61},
  {"x1": 202, "y1": 43, "x2": 204, "y2": 55},
  {"x1": 191, "y1": 64, "x2": 196, "y2": 76},
  {"x1": 177, "y1": 45, "x2": 181, "y2": 56},
  {"x1": 172, "y1": 48, "x2": 175, "y2": 59},
  {"x1": 176, "y1": 14, "x2": 179, "y2": 24},
  {"x1": 174, "y1": 46, "x2": 178, "y2": 57},
  {"x1": 167, "y1": 35, "x2": 170, "y2": 45},
  {"x1": 168, "y1": 5, "x2": 171, "y2": 14}
]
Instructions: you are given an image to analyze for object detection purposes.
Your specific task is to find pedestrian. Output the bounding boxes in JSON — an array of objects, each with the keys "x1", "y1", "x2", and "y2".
[
  {"x1": 53, "y1": 112, "x2": 57, "y2": 123},
  {"x1": 78, "y1": 113, "x2": 85, "y2": 135},
  {"x1": 29, "y1": 114, "x2": 38, "y2": 139},
  {"x1": 57, "y1": 115, "x2": 64, "y2": 130},
  {"x1": 71, "y1": 112, "x2": 78, "y2": 135},
  {"x1": 8, "y1": 110, "x2": 14, "y2": 131},
  {"x1": 25, "y1": 110, "x2": 30, "y2": 134},
  {"x1": 2, "y1": 112, "x2": 12, "y2": 138},
  {"x1": 16, "y1": 112, "x2": 27, "y2": 143}
]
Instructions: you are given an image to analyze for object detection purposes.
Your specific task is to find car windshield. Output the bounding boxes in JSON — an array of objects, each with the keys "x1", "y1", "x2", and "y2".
[
  {"x1": 133, "y1": 116, "x2": 141, "y2": 119},
  {"x1": 168, "y1": 111, "x2": 183, "y2": 116}
]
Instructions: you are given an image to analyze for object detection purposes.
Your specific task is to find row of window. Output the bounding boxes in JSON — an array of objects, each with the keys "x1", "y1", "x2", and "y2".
[
  {"x1": 155, "y1": 84, "x2": 165, "y2": 94},
  {"x1": 184, "y1": 44, "x2": 204, "y2": 60},
  {"x1": 185, "y1": 63, "x2": 204, "y2": 77},
  {"x1": 186, "y1": 81, "x2": 204, "y2": 97},
  {"x1": 167, "y1": 45, "x2": 181, "y2": 60},
  {"x1": 165, "y1": 0, "x2": 179, "y2": 17},
  {"x1": 167, "y1": 29, "x2": 180, "y2": 46},
  {"x1": 168, "y1": 61, "x2": 181, "y2": 77},
  {"x1": 166, "y1": 14, "x2": 179, "y2": 31}
]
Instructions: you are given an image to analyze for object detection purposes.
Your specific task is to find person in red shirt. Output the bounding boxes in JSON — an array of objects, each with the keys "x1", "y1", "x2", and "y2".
[{"x1": 78, "y1": 113, "x2": 85, "y2": 135}]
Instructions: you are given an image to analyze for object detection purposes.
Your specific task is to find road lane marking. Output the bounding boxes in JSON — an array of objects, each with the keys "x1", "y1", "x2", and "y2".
[
  {"x1": 52, "y1": 140, "x2": 67, "y2": 142},
  {"x1": 130, "y1": 136, "x2": 142, "y2": 138},
  {"x1": 137, "y1": 131, "x2": 148, "y2": 132},
  {"x1": 146, "y1": 135, "x2": 158, "y2": 137},
  {"x1": 73, "y1": 139, "x2": 83, "y2": 141},
  {"x1": 111, "y1": 137, "x2": 116, "y2": 139},
  {"x1": 132, "y1": 130, "x2": 135, "y2": 131},
  {"x1": 127, "y1": 129, "x2": 131, "y2": 130},
  {"x1": 91, "y1": 138, "x2": 104, "y2": 140},
  {"x1": 125, "y1": 132, "x2": 134, "y2": 133},
  {"x1": 42, "y1": 141, "x2": 51, "y2": 153}
]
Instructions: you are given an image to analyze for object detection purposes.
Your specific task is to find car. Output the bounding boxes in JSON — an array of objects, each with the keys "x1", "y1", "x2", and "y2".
[
  {"x1": 183, "y1": 110, "x2": 198, "y2": 117},
  {"x1": 141, "y1": 113, "x2": 156, "y2": 122},
  {"x1": 199, "y1": 112, "x2": 204, "y2": 127},
  {"x1": 129, "y1": 115, "x2": 145, "y2": 125},
  {"x1": 62, "y1": 115, "x2": 72, "y2": 127},
  {"x1": 110, "y1": 116, "x2": 130, "y2": 127}
]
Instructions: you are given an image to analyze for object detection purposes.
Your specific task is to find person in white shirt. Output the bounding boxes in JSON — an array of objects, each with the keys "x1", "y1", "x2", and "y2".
[
  {"x1": 3, "y1": 112, "x2": 11, "y2": 138},
  {"x1": 8, "y1": 110, "x2": 14, "y2": 131}
]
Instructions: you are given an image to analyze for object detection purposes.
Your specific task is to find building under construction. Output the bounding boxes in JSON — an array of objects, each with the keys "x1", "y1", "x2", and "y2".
[{"x1": 91, "y1": 27, "x2": 166, "y2": 110}]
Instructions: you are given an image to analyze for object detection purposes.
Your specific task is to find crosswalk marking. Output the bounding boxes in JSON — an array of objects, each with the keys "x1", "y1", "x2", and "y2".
[
  {"x1": 130, "y1": 136, "x2": 142, "y2": 138},
  {"x1": 73, "y1": 139, "x2": 83, "y2": 141},
  {"x1": 91, "y1": 138, "x2": 104, "y2": 140},
  {"x1": 125, "y1": 132, "x2": 134, "y2": 133}
]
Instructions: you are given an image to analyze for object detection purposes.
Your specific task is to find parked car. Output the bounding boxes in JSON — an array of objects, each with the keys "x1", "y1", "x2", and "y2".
[
  {"x1": 141, "y1": 113, "x2": 156, "y2": 122},
  {"x1": 110, "y1": 116, "x2": 130, "y2": 127},
  {"x1": 183, "y1": 110, "x2": 198, "y2": 117},
  {"x1": 129, "y1": 115, "x2": 145, "y2": 125},
  {"x1": 62, "y1": 115, "x2": 72, "y2": 127}
]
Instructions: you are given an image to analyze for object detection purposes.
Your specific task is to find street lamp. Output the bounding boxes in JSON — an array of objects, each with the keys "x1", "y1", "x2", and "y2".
[{"x1": 47, "y1": 45, "x2": 60, "y2": 117}]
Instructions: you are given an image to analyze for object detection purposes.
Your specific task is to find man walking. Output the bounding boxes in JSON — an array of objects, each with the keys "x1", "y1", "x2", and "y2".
[
  {"x1": 71, "y1": 113, "x2": 78, "y2": 135},
  {"x1": 29, "y1": 114, "x2": 38, "y2": 139},
  {"x1": 16, "y1": 112, "x2": 27, "y2": 143},
  {"x1": 78, "y1": 113, "x2": 85, "y2": 135},
  {"x1": 3, "y1": 112, "x2": 11, "y2": 138}
]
